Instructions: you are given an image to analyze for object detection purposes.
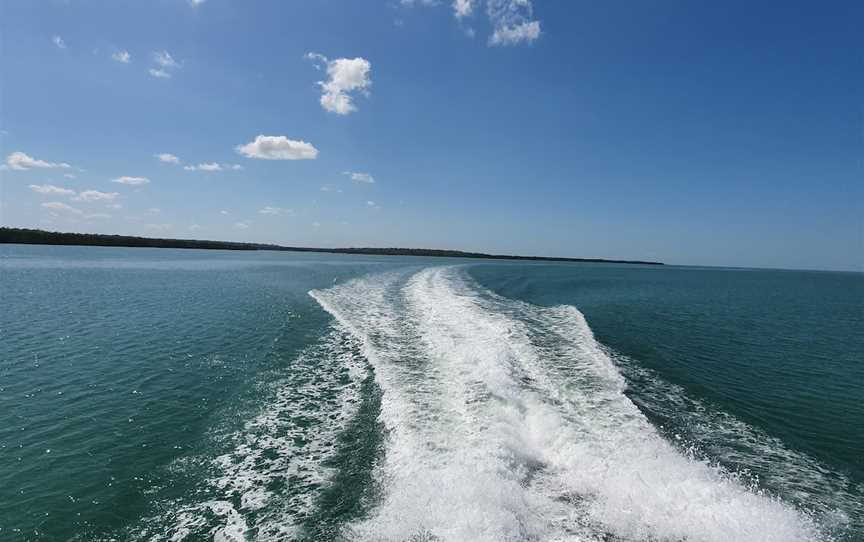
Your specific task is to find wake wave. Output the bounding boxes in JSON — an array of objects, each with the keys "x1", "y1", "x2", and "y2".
[
  {"x1": 311, "y1": 266, "x2": 833, "y2": 542},
  {"x1": 119, "y1": 325, "x2": 371, "y2": 542}
]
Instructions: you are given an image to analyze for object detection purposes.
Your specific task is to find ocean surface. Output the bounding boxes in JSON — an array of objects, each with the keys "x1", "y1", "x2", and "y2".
[{"x1": 1, "y1": 244, "x2": 861, "y2": 541}]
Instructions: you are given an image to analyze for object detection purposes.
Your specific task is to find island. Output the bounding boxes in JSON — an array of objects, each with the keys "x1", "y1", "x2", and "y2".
[{"x1": 0, "y1": 227, "x2": 664, "y2": 265}]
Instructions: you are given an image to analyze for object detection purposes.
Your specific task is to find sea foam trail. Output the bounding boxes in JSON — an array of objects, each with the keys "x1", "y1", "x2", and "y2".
[
  {"x1": 310, "y1": 266, "x2": 828, "y2": 542},
  {"x1": 120, "y1": 324, "x2": 370, "y2": 542}
]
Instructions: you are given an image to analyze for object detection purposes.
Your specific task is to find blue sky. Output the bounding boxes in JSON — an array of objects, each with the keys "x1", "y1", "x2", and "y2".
[{"x1": 1, "y1": 0, "x2": 861, "y2": 270}]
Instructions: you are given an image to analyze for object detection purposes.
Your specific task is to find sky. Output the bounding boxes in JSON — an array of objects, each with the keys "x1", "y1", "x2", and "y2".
[{"x1": 0, "y1": 0, "x2": 861, "y2": 271}]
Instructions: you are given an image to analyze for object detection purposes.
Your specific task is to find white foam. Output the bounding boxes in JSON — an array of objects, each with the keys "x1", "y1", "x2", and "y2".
[
  {"x1": 311, "y1": 266, "x2": 831, "y2": 542},
  {"x1": 125, "y1": 323, "x2": 370, "y2": 541},
  {"x1": 609, "y1": 347, "x2": 861, "y2": 531}
]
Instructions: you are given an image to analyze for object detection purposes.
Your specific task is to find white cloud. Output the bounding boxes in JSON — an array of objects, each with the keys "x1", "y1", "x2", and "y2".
[
  {"x1": 453, "y1": 0, "x2": 476, "y2": 18},
  {"x1": 112, "y1": 176, "x2": 150, "y2": 185},
  {"x1": 189, "y1": 223, "x2": 201, "y2": 230},
  {"x1": 73, "y1": 190, "x2": 119, "y2": 202},
  {"x1": 190, "y1": 0, "x2": 206, "y2": 5},
  {"x1": 112, "y1": 50, "x2": 131, "y2": 63},
  {"x1": 233, "y1": 221, "x2": 250, "y2": 229},
  {"x1": 155, "y1": 153, "x2": 180, "y2": 164},
  {"x1": 147, "y1": 207, "x2": 161, "y2": 214},
  {"x1": 153, "y1": 50, "x2": 180, "y2": 69},
  {"x1": 343, "y1": 171, "x2": 375, "y2": 184},
  {"x1": 219, "y1": 210, "x2": 230, "y2": 215},
  {"x1": 6, "y1": 151, "x2": 71, "y2": 171},
  {"x1": 486, "y1": 0, "x2": 540, "y2": 46},
  {"x1": 404, "y1": 0, "x2": 540, "y2": 46},
  {"x1": 367, "y1": 200, "x2": 376, "y2": 206},
  {"x1": 106, "y1": 203, "x2": 123, "y2": 210},
  {"x1": 304, "y1": 52, "x2": 328, "y2": 69},
  {"x1": 183, "y1": 162, "x2": 243, "y2": 171},
  {"x1": 63, "y1": 173, "x2": 77, "y2": 179},
  {"x1": 235, "y1": 135, "x2": 318, "y2": 160},
  {"x1": 320, "y1": 185, "x2": 342, "y2": 193},
  {"x1": 184, "y1": 162, "x2": 222, "y2": 171},
  {"x1": 84, "y1": 213, "x2": 111, "y2": 220},
  {"x1": 52, "y1": 35, "x2": 67, "y2": 49},
  {"x1": 489, "y1": 20, "x2": 540, "y2": 45},
  {"x1": 306, "y1": 53, "x2": 372, "y2": 115},
  {"x1": 258, "y1": 206, "x2": 292, "y2": 216},
  {"x1": 312, "y1": 221, "x2": 321, "y2": 228},
  {"x1": 148, "y1": 51, "x2": 180, "y2": 79},
  {"x1": 42, "y1": 201, "x2": 81, "y2": 215},
  {"x1": 29, "y1": 184, "x2": 76, "y2": 196}
]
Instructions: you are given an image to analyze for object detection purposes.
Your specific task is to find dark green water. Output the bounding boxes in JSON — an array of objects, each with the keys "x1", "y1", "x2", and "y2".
[{"x1": 0, "y1": 245, "x2": 861, "y2": 541}]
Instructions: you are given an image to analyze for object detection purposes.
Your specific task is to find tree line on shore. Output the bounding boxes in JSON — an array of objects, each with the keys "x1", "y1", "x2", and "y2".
[{"x1": 0, "y1": 227, "x2": 663, "y2": 265}]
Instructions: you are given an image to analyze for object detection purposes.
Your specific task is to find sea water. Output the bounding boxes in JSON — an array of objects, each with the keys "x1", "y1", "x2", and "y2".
[{"x1": 1, "y1": 245, "x2": 861, "y2": 541}]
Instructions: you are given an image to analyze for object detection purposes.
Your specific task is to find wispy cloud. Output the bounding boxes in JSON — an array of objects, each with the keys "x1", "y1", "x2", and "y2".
[
  {"x1": 40, "y1": 201, "x2": 107, "y2": 220},
  {"x1": 343, "y1": 171, "x2": 375, "y2": 184},
  {"x1": 305, "y1": 53, "x2": 372, "y2": 115},
  {"x1": 233, "y1": 221, "x2": 250, "y2": 230},
  {"x1": 485, "y1": 0, "x2": 541, "y2": 46},
  {"x1": 149, "y1": 50, "x2": 181, "y2": 79},
  {"x1": 112, "y1": 50, "x2": 131, "y2": 63},
  {"x1": 52, "y1": 35, "x2": 67, "y2": 49},
  {"x1": 112, "y1": 176, "x2": 150, "y2": 185},
  {"x1": 184, "y1": 162, "x2": 222, "y2": 171},
  {"x1": 42, "y1": 201, "x2": 81, "y2": 214},
  {"x1": 6, "y1": 151, "x2": 71, "y2": 171},
  {"x1": 183, "y1": 162, "x2": 243, "y2": 171},
  {"x1": 258, "y1": 206, "x2": 292, "y2": 216},
  {"x1": 402, "y1": 0, "x2": 541, "y2": 46},
  {"x1": 155, "y1": 153, "x2": 180, "y2": 164},
  {"x1": 73, "y1": 190, "x2": 119, "y2": 202},
  {"x1": 236, "y1": 135, "x2": 318, "y2": 160},
  {"x1": 489, "y1": 20, "x2": 540, "y2": 46},
  {"x1": 153, "y1": 50, "x2": 180, "y2": 69},
  {"x1": 29, "y1": 184, "x2": 76, "y2": 196}
]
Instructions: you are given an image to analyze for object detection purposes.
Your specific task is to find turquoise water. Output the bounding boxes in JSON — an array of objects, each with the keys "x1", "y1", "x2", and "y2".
[{"x1": 1, "y1": 245, "x2": 861, "y2": 541}]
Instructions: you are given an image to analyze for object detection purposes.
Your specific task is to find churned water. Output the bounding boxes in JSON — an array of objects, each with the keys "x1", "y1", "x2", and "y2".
[{"x1": 1, "y1": 245, "x2": 861, "y2": 541}]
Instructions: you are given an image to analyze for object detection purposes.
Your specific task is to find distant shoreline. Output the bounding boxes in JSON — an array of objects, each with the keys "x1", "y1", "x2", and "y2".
[{"x1": 0, "y1": 227, "x2": 664, "y2": 266}]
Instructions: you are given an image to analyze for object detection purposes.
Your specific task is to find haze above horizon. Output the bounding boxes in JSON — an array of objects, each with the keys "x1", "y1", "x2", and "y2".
[{"x1": 1, "y1": 0, "x2": 861, "y2": 271}]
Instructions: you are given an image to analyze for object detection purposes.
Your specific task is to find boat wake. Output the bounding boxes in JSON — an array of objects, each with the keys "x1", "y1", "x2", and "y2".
[
  {"x1": 118, "y1": 265, "x2": 850, "y2": 541},
  {"x1": 310, "y1": 265, "x2": 836, "y2": 542}
]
